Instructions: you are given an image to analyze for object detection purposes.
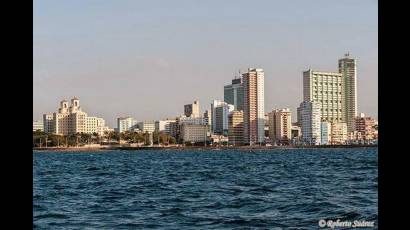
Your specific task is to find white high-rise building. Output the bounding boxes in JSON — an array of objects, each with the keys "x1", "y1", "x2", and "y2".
[
  {"x1": 243, "y1": 68, "x2": 265, "y2": 144},
  {"x1": 43, "y1": 97, "x2": 109, "y2": 136},
  {"x1": 339, "y1": 53, "x2": 357, "y2": 133},
  {"x1": 117, "y1": 117, "x2": 137, "y2": 133},
  {"x1": 211, "y1": 100, "x2": 234, "y2": 135},
  {"x1": 300, "y1": 101, "x2": 321, "y2": 145},
  {"x1": 303, "y1": 69, "x2": 344, "y2": 123}
]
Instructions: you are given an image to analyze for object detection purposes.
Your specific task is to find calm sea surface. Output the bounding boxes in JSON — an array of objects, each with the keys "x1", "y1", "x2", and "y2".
[{"x1": 33, "y1": 148, "x2": 378, "y2": 229}]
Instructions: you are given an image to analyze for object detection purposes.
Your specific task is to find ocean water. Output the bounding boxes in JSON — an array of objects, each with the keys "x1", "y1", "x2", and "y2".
[{"x1": 33, "y1": 148, "x2": 378, "y2": 229}]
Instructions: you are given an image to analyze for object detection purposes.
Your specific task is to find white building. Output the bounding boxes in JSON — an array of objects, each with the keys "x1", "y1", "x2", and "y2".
[
  {"x1": 33, "y1": 120, "x2": 44, "y2": 132},
  {"x1": 155, "y1": 119, "x2": 176, "y2": 134},
  {"x1": 321, "y1": 121, "x2": 331, "y2": 145},
  {"x1": 300, "y1": 101, "x2": 321, "y2": 145},
  {"x1": 137, "y1": 121, "x2": 156, "y2": 133},
  {"x1": 43, "y1": 114, "x2": 54, "y2": 133},
  {"x1": 243, "y1": 68, "x2": 265, "y2": 144},
  {"x1": 303, "y1": 69, "x2": 344, "y2": 123},
  {"x1": 43, "y1": 97, "x2": 109, "y2": 136},
  {"x1": 211, "y1": 100, "x2": 234, "y2": 135},
  {"x1": 117, "y1": 117, "x2": 137, "y2": 133}
]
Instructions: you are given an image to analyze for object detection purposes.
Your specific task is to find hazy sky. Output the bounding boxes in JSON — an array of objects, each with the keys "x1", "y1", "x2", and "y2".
[{"x1": 34, "y1": 0, "x2": 378, "y2": 127}]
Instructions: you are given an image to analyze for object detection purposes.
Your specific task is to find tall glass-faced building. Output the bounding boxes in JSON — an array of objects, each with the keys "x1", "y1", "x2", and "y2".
[
  {"x1": 224, "y1": 78, "x2": 243, "y2": 111},
  {"x1": 339, "y1": 53, "x2": 357, "y2": 133}
]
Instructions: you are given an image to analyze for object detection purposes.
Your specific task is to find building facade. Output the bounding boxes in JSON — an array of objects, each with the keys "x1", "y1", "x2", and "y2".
[
  {"x1": 300, "y1": 101, "x2": 321, "y2": 145},
  {"x1": 331, "y1": 122, "x2": 348, "y2": 144},
  {"x1": 155, "y1": 119, "x2": 176, "y2": 134},
  {"x1": 43, "y1": 98, "x2": 109, "y2": 136},
  {"x1": 224, "y1": 77, "x2": 244, "y2": 111},
  {"x1": 321, "y1": 121, "x2": 331, "y2": 145},
  {"x1": 43, "y1": 114, "x2": 54, "y2": 133},
  {"x1": 180, "y1": 124, "x2": 208, "y2": 144},
  {"x1": 211, "y1": 100, "x2": 234, "y2": 135},
  {"x1": 137, "y1": 121, "x2": 156, "y2": 133},
  {"x1": 228, "y1": 110, "x2": 244, "y2": 145},
  {"x1": 184, "y1": 100, "x2": 200, "y2": 118},
  {"x1": 354, "y1": 114, "x2": 377, "y2": 140},
  {"x1": 268, "y1": 108, "x2": 292, "y2": 145},
  {"x1": 339, "y1": 53, "x2": 357, "y2": 133},
  {"x1": 243, "y1": 68, "x2": 265, "y2": 144},
  {"x1": 33, "y1": 120, "x2": 44, "y2": 132},
  {"x1": 303, "y1": 69, "x2": 344, "y2": 123},
  {"x1": 117, "y1": 117, "x2": 137, "y2": 133}
]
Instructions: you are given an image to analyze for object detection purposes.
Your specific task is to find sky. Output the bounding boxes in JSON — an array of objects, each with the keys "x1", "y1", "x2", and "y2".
[{"x1": 33, "y1": 0, "x2": 378, "y2": 127}]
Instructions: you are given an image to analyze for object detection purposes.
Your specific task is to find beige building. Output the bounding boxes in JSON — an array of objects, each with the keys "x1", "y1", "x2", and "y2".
[
  {"x1": 331, "y1": 122, "x2": 348, "y2": 144},
  {"x1": 184, "y1": 100, "x2": 200, "y2": 118},
  {"x1": 268, "y1": 108, "x2": 292, "y2": 145},
  {"x1": 43, "y1": 97, "x2": 109, "y2": 136},
  {"x1": 228, "y1": 110, "x2": 244, "y2": 145},
  {"x1": 180, "y1": 124, "x2": 208, "y2": 144},
  {"x1": 303, "y1": 69, "x2": 344, "y2": 123},
  {"x1": 243, "y1": 68, "x2": 265, "y2": 145}
]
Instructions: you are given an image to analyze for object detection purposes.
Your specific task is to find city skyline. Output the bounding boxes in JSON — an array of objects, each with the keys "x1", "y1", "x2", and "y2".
[{"x1": 34, "y1": 0, "x2": 377, "y2": 127}]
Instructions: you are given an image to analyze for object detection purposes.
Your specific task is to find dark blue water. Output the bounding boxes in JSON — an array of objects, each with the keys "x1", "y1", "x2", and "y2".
[{"x1": 33, "y1": 148, "x2": 378, "y2": 229}]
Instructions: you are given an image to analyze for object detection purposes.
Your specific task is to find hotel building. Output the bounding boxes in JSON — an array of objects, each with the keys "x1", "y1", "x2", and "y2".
[
  {"x1": 303, "y1": 69, "x2": 344, "y2": 123},
  {"x1": 155, "y1": 119, "x2": 176, "y2": 134},
  {"x1": 243, "y1": 68, "x2": 265, "y2": 145},
  {"x1": 43, "y1": 97, "x2": 109, "y2": 136},
  {"x1": 137, "y1": 121, "x2": 156, "y2": 133}
]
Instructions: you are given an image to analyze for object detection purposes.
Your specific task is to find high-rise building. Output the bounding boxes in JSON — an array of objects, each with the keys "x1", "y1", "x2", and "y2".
[
  {"x1": 43, "y1": 97, "x2": 109, "y2": 136},
  {"x1": 224, "y1": 77, "x2": 244, "y2": 111},
  {"x1": 211, "y1": 100, "x2": 234, "y2": 135},
  {"x1": 300, "y1": 101, "x2": 321, "y2": 145},
  {"x1": 339, "y1": 53, "x2": 357, "y2": 133},
  {"x1": 117, "y1": 117, "x2": 137, "y2": 133},
  {"x1": 268, "y1": 108, "x2": 292, "y2": 145},
  {"x1": 203, "y1": 110, "x2": 212, "y2": 132},
  {"x1": 33, "y1": 120, "x2": 44, "y2": 132},
  {"x1": 303, "y1": 69, "x2": 344, "y2": 123},
  {"x1": 243, "y1": 68, "x2": 265, "y2": 145},
  {"x1": 184, "y1": 100, "x2": 200, "y2": 118},
  {"x1": 228, "y1": 111, "x2": 244, "y2": 146}
]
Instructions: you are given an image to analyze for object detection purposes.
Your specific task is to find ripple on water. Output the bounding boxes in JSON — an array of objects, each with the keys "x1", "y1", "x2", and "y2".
[{"x1": 33, "y1": 148, "x2": 378, "y2": 228}]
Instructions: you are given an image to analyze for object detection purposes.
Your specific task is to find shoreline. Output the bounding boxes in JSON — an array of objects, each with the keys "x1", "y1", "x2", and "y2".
[{"x1": 33, "y1": 144, "x2": 378, "y2": 152}]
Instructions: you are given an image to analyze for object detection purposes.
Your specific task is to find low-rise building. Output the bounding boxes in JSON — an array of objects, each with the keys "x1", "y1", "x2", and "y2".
[
  {"x1": 33, "y1": 120, "x2": 44, "y2": 132},
  {"x1": 180, "y1": 124, "x2": 208, "y2": 144},
  {"x1": 137, "y1": 121, "x2": 156, "y2": 133}
]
